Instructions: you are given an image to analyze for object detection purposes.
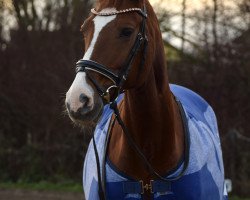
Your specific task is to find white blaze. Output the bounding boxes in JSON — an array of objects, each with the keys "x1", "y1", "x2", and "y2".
[
  {"x1": 66, "y1": 8, "x2": 117, "y2": 112},
  {"x1": 83, "y1": 8, "x2": 117, "y2": 60}
]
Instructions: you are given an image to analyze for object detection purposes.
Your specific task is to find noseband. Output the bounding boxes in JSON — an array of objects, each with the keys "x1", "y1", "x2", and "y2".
[{"x1": 76, "y1": 5, "x2": 148, "y2": 103}]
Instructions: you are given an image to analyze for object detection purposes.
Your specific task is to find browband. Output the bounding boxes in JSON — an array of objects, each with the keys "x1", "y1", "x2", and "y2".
[{"x1": 91, "y1": 8, "x2": 147, "y2": 18}]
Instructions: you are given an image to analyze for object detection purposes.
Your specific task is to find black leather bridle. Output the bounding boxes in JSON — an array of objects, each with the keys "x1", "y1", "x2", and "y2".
[
  {"x1": 75, "y1": 3, "x2": 190, "y2": 200},
  {"x1": 76, "y1": 5, "x2": 148, "y2": 104}
]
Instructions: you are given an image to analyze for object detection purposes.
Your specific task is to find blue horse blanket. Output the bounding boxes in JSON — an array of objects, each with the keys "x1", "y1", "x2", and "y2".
[{"x1": 83, "y1": 84, "x2": 228, "y2": 200}]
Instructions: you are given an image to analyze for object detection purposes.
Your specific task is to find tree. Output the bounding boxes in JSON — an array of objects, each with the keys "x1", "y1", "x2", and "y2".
[
  {"x1": 0, "y1": 0, "x2": 93, "y2": 183},
  {"x1": 181, "y1": 0, "x2": 187, "y2": 52}
]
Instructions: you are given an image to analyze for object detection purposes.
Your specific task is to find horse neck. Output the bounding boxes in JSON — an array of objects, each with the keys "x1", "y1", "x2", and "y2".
[
  {"x1": 109, "y1": 4, "x2": 184, "y2": 180},
  {"x1": 122, "y1": 3, "x2": 178, "y2": 147},
  {"x1": 123, "y1": 45, "x2": 178, "y2": 158},
  {"x1": 109, "y1": 40, "x2": 184, "y2": 180}
]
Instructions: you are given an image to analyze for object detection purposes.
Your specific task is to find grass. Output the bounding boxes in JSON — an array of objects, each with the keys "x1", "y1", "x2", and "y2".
[
  {"x1": 0, "y1": 181, "x2": 83, "y2": 193},
  {"x1": 230, "y1": 197, "x2": 250, "y2": 200},
  {"x1": 0, "y1": 182, "x2": 250, "y2": 200}
]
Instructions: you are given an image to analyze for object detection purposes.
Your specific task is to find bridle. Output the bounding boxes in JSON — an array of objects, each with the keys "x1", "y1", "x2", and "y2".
[
  {"x1": 76, "y1": 5, "x2": 148, "y2": 103},
  {"x1": 75, "y1": 3, "x2": 190, "y2": 200}
]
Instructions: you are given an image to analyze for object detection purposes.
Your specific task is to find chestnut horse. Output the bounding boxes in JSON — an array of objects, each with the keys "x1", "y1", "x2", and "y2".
[{"x1": 65, "y1": 0, "x2": 228, "y2": 199}]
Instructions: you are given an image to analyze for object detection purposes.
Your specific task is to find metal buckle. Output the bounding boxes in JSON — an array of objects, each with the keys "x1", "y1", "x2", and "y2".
[
  {"x1": 102, "y1": 85, "x2": 119, "y2": 103},
  {"x1": 140, "y1": 180, "x2": 154, "y2": 194}
]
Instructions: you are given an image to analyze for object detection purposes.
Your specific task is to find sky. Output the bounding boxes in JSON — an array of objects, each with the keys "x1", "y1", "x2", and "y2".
[
  {"x1": 150, "y1": 0, "x2": 235, "y2": 8},
  {"x1": 150, "y1": 0, "x2": 201, "y2": 10}
]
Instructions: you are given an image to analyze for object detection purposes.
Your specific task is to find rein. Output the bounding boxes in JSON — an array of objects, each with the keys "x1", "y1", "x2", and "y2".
[{"x1": 76, "y1": 4, "x2": 189, "y2": 199}]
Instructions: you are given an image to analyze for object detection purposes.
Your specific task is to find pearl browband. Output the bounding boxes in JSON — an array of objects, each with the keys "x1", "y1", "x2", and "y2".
[{"x1": 91, "y1": 8, "x2": 147, "y2": 17}]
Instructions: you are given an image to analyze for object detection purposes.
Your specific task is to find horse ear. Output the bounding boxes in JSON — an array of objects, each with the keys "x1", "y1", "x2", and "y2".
[
  {"x1": 80, "y1": 20, "x2": 87, "y2": 32},
  {"x1": 80, "y1": 24, "x2": 83, "y2": 32},
  {"x1": 80, "y1": 23, "x2": 85, "y2": 32}
]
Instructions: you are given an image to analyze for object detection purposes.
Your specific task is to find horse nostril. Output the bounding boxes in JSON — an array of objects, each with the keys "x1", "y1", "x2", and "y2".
[{"x1": 79, "y1": 93, "x2": 89, "y2": 106}]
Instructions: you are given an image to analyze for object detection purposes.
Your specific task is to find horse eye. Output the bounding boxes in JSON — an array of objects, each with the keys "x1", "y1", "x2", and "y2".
[{"x1": 120, "y1": 28, "x2": 134, "y2": 38}]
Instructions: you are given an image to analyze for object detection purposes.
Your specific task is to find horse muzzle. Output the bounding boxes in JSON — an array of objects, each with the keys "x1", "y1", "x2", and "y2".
[{"x1": 65, "y1": 73, "x2": 104, "y2": 125}]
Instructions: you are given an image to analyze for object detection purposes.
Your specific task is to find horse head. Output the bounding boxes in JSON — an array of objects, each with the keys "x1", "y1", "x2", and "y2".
[{"x1": 65, "y1": 0, "x2": 161, "y2": 126}]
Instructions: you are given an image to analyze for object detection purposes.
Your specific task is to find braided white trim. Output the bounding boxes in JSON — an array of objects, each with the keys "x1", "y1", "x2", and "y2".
[{"x1": 91, "y1": 8, "x2": 143, "y2": 16}]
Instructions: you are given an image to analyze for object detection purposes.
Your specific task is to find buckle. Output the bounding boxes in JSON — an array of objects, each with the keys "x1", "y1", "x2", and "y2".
[
  {"x1": 102, "y1": 85, "x2": 119, "y2": 103},
  {"x1": 140, "y1": 180, "x2": 154, "y2": 194}
]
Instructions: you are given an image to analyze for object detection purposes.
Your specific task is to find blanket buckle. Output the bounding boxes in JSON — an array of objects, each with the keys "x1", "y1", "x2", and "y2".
[{"x1": 140, "y1": 180, "x2": 154, "y2": 194}]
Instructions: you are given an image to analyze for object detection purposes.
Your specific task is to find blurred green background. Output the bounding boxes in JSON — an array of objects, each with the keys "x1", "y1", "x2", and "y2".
[{"x1": 0, "y1": 0, "x2": 249, "y2": 199}]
